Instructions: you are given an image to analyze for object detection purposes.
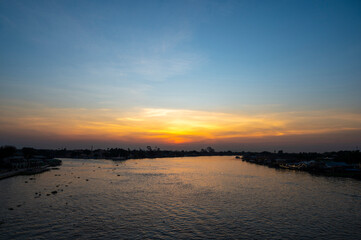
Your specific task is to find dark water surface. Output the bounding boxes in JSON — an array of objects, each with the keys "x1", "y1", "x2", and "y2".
[{"x1": 1, "y1": 156, "x2": 361, "y2": 239}]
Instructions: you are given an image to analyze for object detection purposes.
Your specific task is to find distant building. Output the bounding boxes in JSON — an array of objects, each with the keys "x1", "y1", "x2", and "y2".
[{"x1": 3, "y1": 156, "x2": 28, "y2": 169}]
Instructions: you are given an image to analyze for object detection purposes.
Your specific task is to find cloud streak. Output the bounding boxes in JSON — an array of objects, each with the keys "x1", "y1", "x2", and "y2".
[{"x1": 1, "y1": 105, "x2": 360, "y2": 148}]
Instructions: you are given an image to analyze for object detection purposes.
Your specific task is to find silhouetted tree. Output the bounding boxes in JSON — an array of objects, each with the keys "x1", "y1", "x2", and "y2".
[
  {"x1": 83, "y1": 149, "x2": 91, "y2": 156},
  {"x1": 0, "y1": 146, "x2": 17, "y2": 167},
  {"x1": 22, "y1": 147, "x2": 36, "y2": 159},
  {"x1": 206, "y1": 147, "x2": 215, "y2": 153},
  {"x1": 0, "y1": 146, "x2": 17, "y2": 159}
]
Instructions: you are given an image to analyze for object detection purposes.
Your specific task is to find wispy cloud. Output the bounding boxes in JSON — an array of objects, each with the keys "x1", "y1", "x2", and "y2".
[
  {"x1": 131, "y1": 54, "x2": 200, "y2": 81},
  {"x1": 1, "y1": 104, "x2": 361, "y2": 145},
  {"x1": 120, "y1": 28, "x2": 203, "y2": 82},
  {"x1": 153, "y1": 29, "x2": 192, "y2": 53}
]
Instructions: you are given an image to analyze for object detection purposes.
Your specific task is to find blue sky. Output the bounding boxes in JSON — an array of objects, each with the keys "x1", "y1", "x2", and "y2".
[{"x1": 1, "y1": 0, "x2": 361, "y2": 151}]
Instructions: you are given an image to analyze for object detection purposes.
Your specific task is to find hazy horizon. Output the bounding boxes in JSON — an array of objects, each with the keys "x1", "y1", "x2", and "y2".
[{"x1": 1, "y1": 0, "x2": 361, "y2": 152}]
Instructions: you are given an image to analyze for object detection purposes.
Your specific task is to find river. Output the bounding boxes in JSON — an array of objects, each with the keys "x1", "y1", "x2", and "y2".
[{"x1": 1, "y1": 156, "x2": 360, "y2": 239}]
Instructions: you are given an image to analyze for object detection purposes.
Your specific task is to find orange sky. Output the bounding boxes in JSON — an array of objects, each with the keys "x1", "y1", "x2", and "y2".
[
  {"x1": 1, "y1": 104, "x2": 361, "y2": 151},
  {"x1": 1, "y1": 1, "x2": 361, "y2": 152}
]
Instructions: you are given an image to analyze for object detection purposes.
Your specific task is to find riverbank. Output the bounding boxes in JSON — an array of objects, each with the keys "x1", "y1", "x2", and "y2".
[
  {"x1": 240, "y1": 154, "x2": 361, "y2": 180},
  {"x1": 0, "y1": 166, "x2": 52, "y2": 180},
  {"x1": 0, "y1": 157, "x2": 62, "y2": 180}
]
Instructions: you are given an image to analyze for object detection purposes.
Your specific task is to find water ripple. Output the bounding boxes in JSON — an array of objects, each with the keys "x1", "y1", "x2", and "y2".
[{"x1": 1, "y1": 156, "x2": 361, "y2": 239}]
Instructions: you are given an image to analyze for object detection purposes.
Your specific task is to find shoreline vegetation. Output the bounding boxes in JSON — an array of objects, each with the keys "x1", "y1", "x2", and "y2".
[
  {"x1": 241, "y1": 151, "x2": 361, "y2": 180},
  {"x1": 1, "y1": 145, "x2": 361, "y2": 180},
  {"x1": 0, "y1": 146, "x2": 62, "y2": 180}
]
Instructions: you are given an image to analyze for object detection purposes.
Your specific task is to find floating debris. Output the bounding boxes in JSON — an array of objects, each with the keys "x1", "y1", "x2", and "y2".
[
  {"x1": 8, "y1": 208, "x2": 14, "y2": 210},
  {"x1": 51, "y1": 191, "x2": 57, "y2": 194}
]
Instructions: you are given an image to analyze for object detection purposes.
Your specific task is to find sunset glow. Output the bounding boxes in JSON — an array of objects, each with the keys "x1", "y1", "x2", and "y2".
[
  {"x1": 1, "y1": 0, "x2": 361, "y2": 151},
  {"x1": 1, "y1": 103, "x2": 360, "y2": 149}
]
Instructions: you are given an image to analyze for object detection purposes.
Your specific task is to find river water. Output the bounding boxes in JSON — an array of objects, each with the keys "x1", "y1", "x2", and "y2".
[{"x1": 1, "y1": 156, "x2": 360, "y2": 239}]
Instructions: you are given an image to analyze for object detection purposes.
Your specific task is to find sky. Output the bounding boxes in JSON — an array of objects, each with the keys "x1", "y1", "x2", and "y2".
[{"x1": 0, "y1": 0, "x2": 361, "y2": 152}]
